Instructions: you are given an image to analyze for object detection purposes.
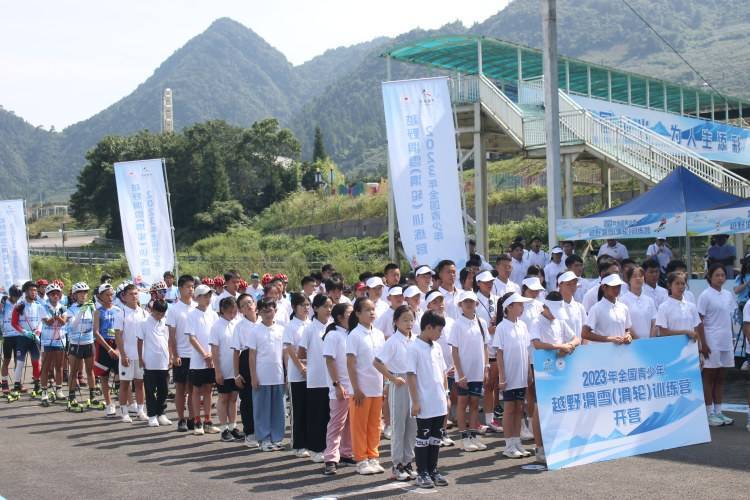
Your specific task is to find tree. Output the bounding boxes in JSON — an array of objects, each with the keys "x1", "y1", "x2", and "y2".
[{"x1": 312, "y1": 126, "x2": 327, "y2": 162}]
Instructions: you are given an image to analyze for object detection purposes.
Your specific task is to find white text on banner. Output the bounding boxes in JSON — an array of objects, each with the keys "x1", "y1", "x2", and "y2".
[
  {"x1": 382, "y1": 77, "x2": 466, "y2": 269},
  {"x1": 0, "y1": 199, "x2": 30, "y2": 291},
  {"x1": 114, "y1": 159, "x2": 174, "y2": 285}
]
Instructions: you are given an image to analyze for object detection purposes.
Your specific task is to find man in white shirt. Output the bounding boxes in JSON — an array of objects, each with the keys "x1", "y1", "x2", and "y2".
[
  {"x1": 436, "y1": 260, "x2": 460, "y2": 321},
  {"x1": 561, "y1": 240, "x2": 575, "y2": 259},
  {"x1": 597, "y1": 239, "x2": 629, "y2": 261},
  {"x1": 527, "y1": 237, "x2": 548, "y2": 268},
  {"x1": 166, "y1": 275, "x2": 197, "y2": 432},
  {"x1": 492, "y1": 255, "x2": 521, "y2": 297},
  {"x1": 163, "y1": 271, "x2": 179, "y2": 303},
  {"x1": 544, "y1": 247, "x2": 567, "y2": 292},
  {"x1": 642, "y1": 259, "x2": 668, "y2": 309},
  {"x1": 213, "y1": 270, "x2": 241, "y2": 312},
  {"x1": 509, "y1": 242, "x2": 529, "y2": 285},
  {"x1": 646, "y1": 237, "x2": 673, "y2": 273}
]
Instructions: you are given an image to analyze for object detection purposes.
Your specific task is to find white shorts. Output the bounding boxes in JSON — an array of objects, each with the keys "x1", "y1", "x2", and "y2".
[
  {"x1": 703, "y1": 350, "x2": 734, "y2": 369},
  {"x1": 119, "y1": 361, "x2": 144, "y2": 381}
]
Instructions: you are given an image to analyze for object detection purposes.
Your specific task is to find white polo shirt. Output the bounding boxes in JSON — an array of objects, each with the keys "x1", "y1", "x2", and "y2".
[
  {"x1": 406, "y1": 337, "x2": 447, "y2": 419},
  {"x1": 374, "y1": 307, "x2": 396, "y2": 338},
  {"x1": 299, "y1": 318, "x2": 329, "y2": 389},
  {"x1": 185, "y1": 307, "x2": 218, "y2": 370},
  {"x1": 439, "y1": 286, "x2": 460, "y2": 321},
  {"x1": 121, "y1": 304, "x2": 148, "y2": 359},
  {"x1": 510, "y1": 257, "x2": 529, "y2": 285},
  {"x1": 585, "y1": 299, "x2": 632, "y2": 339},
  {"x1": 246, "y1": 322, "x2": 285, "y2": 386},
  {"x1": 619, "y1": 290, "x2": 657, "y2": 339},
  {"x1": 697, "y1": 286, "x2": 735, "y2": 351},
  {"x1": 531, "y1": 313, "x2": 576, "y2": 346},
  {"x1": 449, "y1": 314, "x2": 488, "y2": 383},
  {"x1": 374, "y1": 298, "x2": 390, "y2": 320},
  {"x1": 477, "y1": 291, "x2": 498, "y2": 357},
  {"x1": 643, "y1": 283, "x2": 669, "y2": 310},
  {"x1": 544, "y1": 260, "x2": 567, "y2": 291},
  {"x1": 212, "y1": 289, "x2": 239, "y2": 312},
  {"x1": 377, "y1": 330, "x2": 414, "y2": 374},
  {"x1": 209, "y1": 317, "x2": 236, "y2": 380},
  {"x1": 492, "y1": 277, "x2": 520, "y2": 299},
  {"x1": 165, "y1": 299, "x2": 196, "y2": 358},
  {"x1": 527, "y1": 249, "x2": 549, "y2": 268},
  {"x1": 493, "y1": 318, "x2": 530, "y2": 391},
  {"x1": 137, "y1": 315, "x2": 170, "y2": 371},
  {"x1": 436, "y1": 316, "x2": 455, "y2": 373},
  {"x1": 656, "y1": 297, "x2": 701, "y2": 335},
  {"x1": 597, "y1": 241, "x2": 629, "y2": 260},
  {"x1": 322, "y1": 325, "x2": 352, "y2": 399},
  {"x1": 282, "y1": 317, "x2": 309, "y2": 383},
  {"x1": 561, "y1": 299, "x2": 586, "y2": 338},
  {"x1": 345, "y1": 323, "x2": 385, "y2": 397},
  {"x1": 231, "y1": 316, "x2": 257, "y2": 352}
]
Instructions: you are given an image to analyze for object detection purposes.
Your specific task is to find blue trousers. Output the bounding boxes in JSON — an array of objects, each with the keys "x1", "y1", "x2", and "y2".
[{"x1": 252, "y1": 384, "x2": 285, "y2": 443}]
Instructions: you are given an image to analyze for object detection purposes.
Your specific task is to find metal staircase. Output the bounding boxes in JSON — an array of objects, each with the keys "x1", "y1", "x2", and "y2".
[{"x1": 451, "y1": 75, "x2": 750, "y2": 197}]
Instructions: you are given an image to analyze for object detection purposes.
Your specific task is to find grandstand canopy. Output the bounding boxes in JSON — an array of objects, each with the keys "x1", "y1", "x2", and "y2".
[{"x1": 383, "y1": 35, "x2": 749, "y2": 122}]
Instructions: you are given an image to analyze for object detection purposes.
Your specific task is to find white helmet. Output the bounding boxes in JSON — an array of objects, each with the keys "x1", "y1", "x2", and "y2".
[
  {"x1": 45, "y1": 283, "x2": 62, "y2": 294},
  {"x1": 150, "y1": 280, "x2": 167, "y2": 292},
  {"x1": 71, "y1": 282, "x2": 90, "y2": 294}
]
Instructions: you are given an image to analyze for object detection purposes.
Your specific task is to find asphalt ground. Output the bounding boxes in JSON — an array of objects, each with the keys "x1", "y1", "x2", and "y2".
[{"x1": 1, "y1": 388, "x2": 748, "y2": 500}]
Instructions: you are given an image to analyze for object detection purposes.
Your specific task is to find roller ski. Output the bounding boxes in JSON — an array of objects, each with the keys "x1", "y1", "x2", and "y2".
[
  {"x1": 30, "y1": 381, "x2": 43, "y2": 400},
  {"x1": 67, "y1": 399, "x2": 85, "y2": 413},
  {"x1": 40, "y1": 390, "x2": 51, "y2": 407},
  {"x1": 85, "y1": 398, "x2": 106, "y2": 410},
  {"x1": 6, "y1": 389, "x2": 20, "y2": 403}
]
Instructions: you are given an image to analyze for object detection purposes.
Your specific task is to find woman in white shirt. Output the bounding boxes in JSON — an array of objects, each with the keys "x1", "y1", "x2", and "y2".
[
  {"x1": 697, "y1": 264, "x2": 737, "y2": 426},
  {"x1": 656, "y1": 272, "x2": 700, "y2": 341},
  {"x1": 282, "y1": 293, "x2": 311, "y2": 458},
  {"x1": 582, "y1": 274, "x2": 633, "y2": 344},
  {"x1": 620, "y1": 266, "x2": 657, "y2": 339},
  {"x1": 299, "y1": 294, "x2": 334, "y2": 463}
]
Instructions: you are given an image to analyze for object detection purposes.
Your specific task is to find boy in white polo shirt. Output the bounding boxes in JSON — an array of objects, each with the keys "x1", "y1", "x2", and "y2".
[
  {"x1": 116, "y1": 283, "x2": 148, "y2": 423},
  {"x1": 211, "y1": 296, "x2": 243, "y2": 442},
  {"x1": 186, "y1": 284, "x2": 219, "y2": 435},
  {"x1": 137, "y1": 299, "x2": 172, "y2": 427},
  {"x1": 407, "y1": 311, "x2": 449, "y2": 489},
  {"x1": 166, "y1": 275, "x2": 197, "y2": 432}
]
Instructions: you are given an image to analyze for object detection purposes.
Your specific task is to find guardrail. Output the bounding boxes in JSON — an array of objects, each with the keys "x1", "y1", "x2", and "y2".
[{"x1": 39, "y1": 228, "x2": 105, "y2": 238}]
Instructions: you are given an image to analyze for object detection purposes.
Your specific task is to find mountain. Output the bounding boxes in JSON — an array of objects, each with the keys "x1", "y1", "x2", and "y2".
[{"x1": 3, "y1": 0, "x2": 750, "y2": 199}]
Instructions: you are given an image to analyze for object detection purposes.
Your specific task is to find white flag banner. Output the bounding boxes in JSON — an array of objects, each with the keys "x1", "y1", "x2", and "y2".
[
  {"x1": 0, "y1": 199, "x2": 30, "y2": 291},
  {"x1": 382, "y1": 77, "x2": 466, "y2": 268},
  {"x1": 114, "y1": 159, "x2": 174, "y2": 284}
]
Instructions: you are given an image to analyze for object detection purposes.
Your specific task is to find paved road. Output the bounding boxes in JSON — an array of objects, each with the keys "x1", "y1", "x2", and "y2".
[
  {"x1": 1, "y1": 384, "x2": 748, "y2": 500},
  {"x1": 28, "y1": 235, "x2": 98, "y2": 248}
]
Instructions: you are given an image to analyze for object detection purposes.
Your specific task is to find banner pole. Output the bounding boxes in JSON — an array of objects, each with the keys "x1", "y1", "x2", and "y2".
[
  {"x1": 161, "y1": 158, "x2": 178, "y2": 278},
  {"x1": 24, "y1": 199, "x2": 32, "y2": 281}
]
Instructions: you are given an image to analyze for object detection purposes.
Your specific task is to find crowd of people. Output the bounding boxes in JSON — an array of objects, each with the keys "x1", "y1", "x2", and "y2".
[{"x1": 1, "y1": 235, "x2": 748, "y2": 488}]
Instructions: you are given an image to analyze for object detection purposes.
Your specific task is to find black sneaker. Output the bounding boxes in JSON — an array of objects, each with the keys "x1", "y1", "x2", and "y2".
[
  {"x1": 186, "y1": 419, "x2": 195, "y2": 431},
  {"x1": 323, "y1": 462, "x2": 337, "y2": 476},
  {"x1": 220, "y1": 429, "x2": 234, "y2": 442},
  {"x1": 431, "y1": 471, "x2": 449, "y2": 487},
  {"x1": 340, "y1": 456, "x2": 357, "y2": 465},
  {"x1": 230, "y1": 428, "x2": 245, "y2": 441},
  {"x1": 177, "y1": 419, "x2": 188, "y2": 432}
]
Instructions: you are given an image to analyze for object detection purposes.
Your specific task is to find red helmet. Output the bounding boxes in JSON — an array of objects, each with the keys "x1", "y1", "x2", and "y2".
[
  {"x1": 201, "y1": 277, "x2": 215, "y2": 286},
  {"x1": 53, "y1": 279, "x2": 65, "y2": 289},
  {"x1": 238, "y1": 279, "x2": 248, "y2": 291},
  {"x1": 274, "y1": 273, "x2": 288, "y2": 283},
  {"x1": 261, "y1": 273, "x2": 273, "y2": 286},
  {"x1": 214, "y1": 276, "x2": 225, "y2": 287},
  {"x1": 36, "y1": 278, "x2": 49, "y2": 287}
]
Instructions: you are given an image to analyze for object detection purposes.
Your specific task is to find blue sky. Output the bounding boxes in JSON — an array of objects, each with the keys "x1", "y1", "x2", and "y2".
[{"x1": 0, "y1": 0, "x2": 508, "y2": 129}]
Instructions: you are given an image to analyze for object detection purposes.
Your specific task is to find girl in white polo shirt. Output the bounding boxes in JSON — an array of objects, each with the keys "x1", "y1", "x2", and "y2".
[
  {"x1": 185, "y1": 285, "x2": 219, "y2": 435},
  {"x1": 697, "y1": 263, "x2": 736, "y2": 427},
  {"x1": 346, "y1": 298, "x2": 386, "y2": 475},
  {"x1": 283, "y1": 293, "x2": 311, "y2": 458},
  {"x1": 374, "y1": 305, "x2": 417, "y2": 481},
  {"x1": 494, "y1": 292, "x2": 532, "y2": 458},
  {"x1": 210, "y1": 296, "x2": 242, "y2": 442},
  {"x1": 620, "y1": 266, "x2": 657, "y2": 339},
  {"x1": 299, "y1": 294, "x2": 334, "y2": 463},
  {"x1": 475, "y1": 271, "x2": 500, "y2": 433},
  {"x1": 582, "y1": 274, "x2": 633, "y2": 344},
  {"x1": 424, "y1": 290, "x2": 456, "y2": 447}
]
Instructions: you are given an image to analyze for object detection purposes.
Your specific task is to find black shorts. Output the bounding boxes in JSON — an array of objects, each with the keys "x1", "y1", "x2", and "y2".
[
  {"x1": 503, "y1": 388, "x2": 526, "y2": 401},
  {"x1": 189, "y1": 368, "x2": 215, "y2": 387},
  {"x1": 216, "y1": 378, "x2": 237, "y2": 394},
  {"x1": 94, "y1": 343, "x2": 119, "y2": 376},
  {"x1": 173, "y1": 357, "x2": 191, "y2": 384},
  {"x1": 2, "y1": 337, "x2": 18, "y2": 360},
  {"x1": 69, "y1": 343, "x2": 94, "y2": 359},
  {"x1": 457, "y1": 381, "x2": 483, "y2": 397}
]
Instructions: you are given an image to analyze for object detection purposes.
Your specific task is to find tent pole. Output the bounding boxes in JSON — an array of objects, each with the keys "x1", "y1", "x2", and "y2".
[{"x1": 686, "y1": 236, "x2": 692, "y2": 278}]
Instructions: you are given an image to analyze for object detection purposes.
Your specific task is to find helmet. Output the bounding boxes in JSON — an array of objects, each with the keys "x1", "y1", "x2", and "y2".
[
  {"x1": 8, "y1": 285, "x2": 22, "y2": 298},
  {"x1": 261, "y1": 273, "x2": 273, "y2": 286},
  {"x1": 274, "y1": 273, "x2": 288, "y2": 282},
  {"x1": 45, "y1": 283, "x2": 62, "y2": 294},
  {"x1": 238, "y1": 279, "x2": 248, "y2": 291},
  {"x1": 52, "y1": 279, "x2": 65, "y2": 288},
  {"x1": 213, "y1": 276, "x2": 225, "y2": 287},
  {"x1": 115, "y1": 280, "x2": 132, "y2": 295},
  {"x1": 150, "y1": 281, "x2": 167, "y2": 292},
  {"x1": 72, "y1": 282, "x2": 90, "y2": 294},
  {"x1": 201, "y1": 277, "x2": 215, "y2": 286},
  {"x1": 36, "y1": 278, "x2": 49, "y2": 287}
]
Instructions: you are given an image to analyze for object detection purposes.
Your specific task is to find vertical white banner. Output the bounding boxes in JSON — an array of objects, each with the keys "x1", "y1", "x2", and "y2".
[
  {"x1": 382, "y1": 77, "x2": 466, "y2": 268},
  {"x1": 0, "y1": 199, "x2": 30, "y2": 291},
  {"x1": 114, "y1": 159, "x2": 175, "y2": 284}
]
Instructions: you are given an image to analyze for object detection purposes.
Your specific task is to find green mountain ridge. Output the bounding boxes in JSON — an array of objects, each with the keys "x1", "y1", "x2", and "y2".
[{"x1": 2, "y1": 0, "x2": 750, "y2": 200}]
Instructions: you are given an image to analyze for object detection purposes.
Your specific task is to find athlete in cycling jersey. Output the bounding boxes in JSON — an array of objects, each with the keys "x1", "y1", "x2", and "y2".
[
  {"x1": 11, "y1": 281, "x2": 44, "y2": 395},
  {"x1": 92, "y1": 283, "x2": 124, "y2": 416},
  {"x1": 40, "y1": 283, "x2": 68, "y2": 404}
]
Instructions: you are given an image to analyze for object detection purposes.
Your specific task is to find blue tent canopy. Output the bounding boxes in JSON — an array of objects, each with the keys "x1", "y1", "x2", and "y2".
[{"x1": 589, "y1": 166, "x2": 741, "y2": 218}]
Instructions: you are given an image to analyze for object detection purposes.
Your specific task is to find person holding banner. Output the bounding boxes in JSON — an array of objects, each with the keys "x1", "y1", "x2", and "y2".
[
  {"x1": 581, "y1": 274, "x2": 633, "y2": 344},
  {"x1": 656, "y1": 272, "x2": 700, "y2": 343},
  {"x1": 697, "y1": 263, "x2": 736, "y2": 427}
]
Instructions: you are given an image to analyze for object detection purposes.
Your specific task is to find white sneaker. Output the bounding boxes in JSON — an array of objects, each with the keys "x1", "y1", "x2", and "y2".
[
  {"x1": 55, "y1": 388, "x2": 66, "y2": 400},
  {"x1": 136, "y1": 411, "x2": 149, "y2": 422},
  {"x1": 383, "y1": 425, "x2": 392, "y2": 440},
  {"x1": 471, "y1": 435, "x2": 487, "y2": 451},
  {"x1": 716, "y1": 413, "x2": 734, "y2": 425},
  {"x1": 356, "y1": 460, "x2": 376, "y2": 475},
  {"x1": 105, "y1": 404, "x2": 117, "y2": 417},
  {"x1": 368, "y1": 458, "x2": 385, "y2": 473},
  {"x1": 740, "y1": 359, "x2": 750, "y2": 372},
  {"x1": 157, "y1": 415, "x2": 172, "y2": 426},
  {"x1": 462, "y1": 437, "x2": 479, "y2": 452},
  {"x1": 311, "y1": 452, "x2": 325, "y2": 463},
  {"x1": 502, "y1": 447, "x2": 523, "y2": 459},
  {"x1": 148, "y1": 416, "x2": 159, "y2": 427},
  {"x1": 294, "y1": 448, "x2": 310, "y2": 458},
  {"x1": 520, "y1": 420, "x2": 534, "y2": 441},
  {"x1": 708, "y1": 414, "x2": 724, "y2": 427},
  {"x1": 244, "y1": 435, "x2": 259, "y2": 448},
  {"x1": 441, "y1": 435, "x2": 455, "y2": 447},
  {"x1": 121, "y1": 413, "x2": 133, "y2": 424},
  {"x1": 514, "y1": 442, "x2": 531, "y2": 457},
  {"x1": 535, "y1": 446, "x2": 546, "y2": 463}
]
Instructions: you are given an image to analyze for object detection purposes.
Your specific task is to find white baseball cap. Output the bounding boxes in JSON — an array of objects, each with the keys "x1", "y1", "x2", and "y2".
[
  {"x1": 522, "y1": 277, "x2": 545, "y2": 291},
  {"x1": 551, "y1": 246, "x2": 564, "y2": 254},
  {"x1": 415, "y1": 265, "x2": 433, "y2": 276},
  {"x1": 501, "y1": 292, "x2": 532, "y2": 309},
  {"x1": 366, "y1": 277, "x2": 384, "y2": 289},
  {"x1": 193, "y1": 284, "x2": 214, "y2": 298},
  {"x1": 424, "y1": 290, "x2": 443, "y2": 305},
  {"x1": 601, "y1": 274, "x2": 625, "y2": 287},
  {"x1": 457, "y1": 290, "x2": 479, "y2": 303},
  {"x1": 404, "y1": 285, "x2": 422, "y2": 298},
  {"x1": 557, "y1": 271, "x2": 578, "y2": 284},
  {"x1": 388, "y1": 286, "x2": 404, "y2": 297},
  {"x1": 476, "y1": 270, "x2": 494, "y2": 282}
]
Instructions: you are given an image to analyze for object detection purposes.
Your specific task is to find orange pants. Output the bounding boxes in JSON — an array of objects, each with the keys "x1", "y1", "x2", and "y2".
[{"x1": 349, "y1": 396, "x2": 383, "y2": 462}]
